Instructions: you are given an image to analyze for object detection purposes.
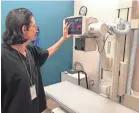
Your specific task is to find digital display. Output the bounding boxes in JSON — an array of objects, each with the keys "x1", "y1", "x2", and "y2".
[{"x1": 65, "y1": 17, "x2": 82, "y2": 35}]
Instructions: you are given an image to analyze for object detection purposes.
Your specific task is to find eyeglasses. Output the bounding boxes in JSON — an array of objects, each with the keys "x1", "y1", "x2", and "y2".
[{"x1": 30, "y1": 25, "x2": 39, "y2": 31}]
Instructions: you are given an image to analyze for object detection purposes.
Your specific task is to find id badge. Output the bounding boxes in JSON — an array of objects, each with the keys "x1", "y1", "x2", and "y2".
[
  {"x1": 41, "y1": 109, "x2": 46, "y2": 113},
  {"x1": 30, "y1": 85, "x2": 37, "y2": 100}
]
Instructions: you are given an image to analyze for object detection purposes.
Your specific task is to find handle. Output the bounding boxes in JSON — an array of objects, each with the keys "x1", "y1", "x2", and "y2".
[{"x1": 77, "y1": 70, "x2": 89, "y2": 89}]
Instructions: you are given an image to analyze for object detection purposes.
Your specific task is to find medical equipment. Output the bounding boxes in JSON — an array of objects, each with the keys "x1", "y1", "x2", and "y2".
[
  {"x1": 44, "y1": 2, "x2": 139, "y2": 112},
  {"x1": 44, "y1": 16, "x2": 139, "y2": 113},
  {"x1": 64, "y1": 16, "x2": 97, "y2": 36},
  {"x1": 64, "y1": 16, "x2": 98, "y2": 51},
  {"x1": 65, "y1": 16, "x2": 130, "y2": 37},
  {"x1": 44, "y1": 81, "x2": 138, "y2": 113},
  {"x1": 61, "y1": 70, "x2": 89, "y2": 89},
  {"x1": 63, "y1": 16, "x2": 131, "y2": 101}
]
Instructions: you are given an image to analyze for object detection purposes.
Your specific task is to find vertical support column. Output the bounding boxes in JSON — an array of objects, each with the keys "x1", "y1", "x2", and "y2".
[
  {"x1": 122, "y1": 1, "x2": 139, "y2": 112},
  {"x1": 132, "y1": 42, "x2": 139, "y2": 92},
  {"x1": 131, "y1": 0, "x2": 139, "y2": 96},
  {"x1": 126, "y1": 0, "x2": 139, "y2": 95}
]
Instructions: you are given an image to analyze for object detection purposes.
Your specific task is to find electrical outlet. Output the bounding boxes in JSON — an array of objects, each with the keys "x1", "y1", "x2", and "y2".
[{"x1": 90, "y1": 80, "x2": 94, "y2": 85}]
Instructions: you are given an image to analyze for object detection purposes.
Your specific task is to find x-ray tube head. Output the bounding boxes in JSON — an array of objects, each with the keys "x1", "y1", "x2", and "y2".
[{"x1": 88, "y1": 22, "x2": 108, "y2": 37}]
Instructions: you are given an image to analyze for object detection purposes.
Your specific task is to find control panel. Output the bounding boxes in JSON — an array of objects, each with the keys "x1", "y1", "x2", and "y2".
[
  {"x1": 64, "y1": 16, "x2": 98, "y2": 37},
  {"x1": 65, "y1": 17, "x2": 82, "y2": 35}
]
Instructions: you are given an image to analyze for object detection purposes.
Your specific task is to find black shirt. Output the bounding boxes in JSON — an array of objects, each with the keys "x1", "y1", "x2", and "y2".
[{"x1": 1, "y1": 43, "x2": 49, "y2": 113}]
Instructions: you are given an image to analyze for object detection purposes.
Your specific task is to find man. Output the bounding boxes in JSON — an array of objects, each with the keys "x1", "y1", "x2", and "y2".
[{"x1": 1, "y1": 8, "x2": 71, "y2": 113}]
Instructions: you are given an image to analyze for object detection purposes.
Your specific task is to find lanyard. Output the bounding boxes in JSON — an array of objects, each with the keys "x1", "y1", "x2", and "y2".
[{"x1": 16, "y1": 48, "x2": 33, "y2": 86}]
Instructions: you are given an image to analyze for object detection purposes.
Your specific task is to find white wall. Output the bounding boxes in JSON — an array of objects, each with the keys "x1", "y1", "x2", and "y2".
[
  {"x1": 73, "y1": 0, "x2": 118, "y2": 92},
  {"x1": 74, "y1": 0, "x2": 118, "y2": 22},
  {"x1": 118, "y1": 0, "x2": 132, "y2": 9}
]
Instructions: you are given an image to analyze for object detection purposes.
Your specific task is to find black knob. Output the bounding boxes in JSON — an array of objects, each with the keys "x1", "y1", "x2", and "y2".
[
  {"x1": 75, "y1": 46, "x2": 77, "y2": 50},
  {"x1": 81, "y1": 47, "x2": 84, "y2": 51}
]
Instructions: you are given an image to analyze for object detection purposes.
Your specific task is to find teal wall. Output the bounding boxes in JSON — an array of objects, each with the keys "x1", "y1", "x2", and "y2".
[{"x1": 1, "y1": 1, "x2": 74, "y2": 86}]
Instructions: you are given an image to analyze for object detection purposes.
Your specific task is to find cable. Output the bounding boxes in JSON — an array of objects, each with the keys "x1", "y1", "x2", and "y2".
[
  {"x1": 81, "y1": 32, "x2": 111, "y2": 53},
  {"x1": 94, "y1": 34, "x2": 111, "y2": 53}
]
